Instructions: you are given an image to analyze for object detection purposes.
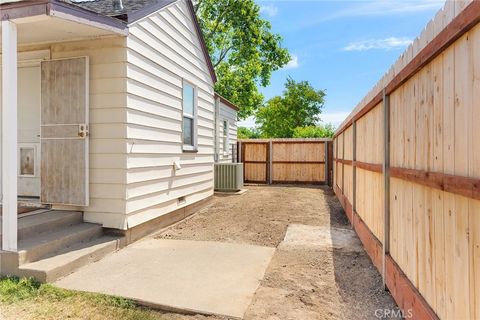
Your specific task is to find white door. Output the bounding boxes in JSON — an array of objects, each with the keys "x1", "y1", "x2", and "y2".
[
  {"x1": 18, "y1": 66, "x2": 41, "y2": 197},
  {"x1": 0, "y1": 64, "x2": 41, "y2": 198}
]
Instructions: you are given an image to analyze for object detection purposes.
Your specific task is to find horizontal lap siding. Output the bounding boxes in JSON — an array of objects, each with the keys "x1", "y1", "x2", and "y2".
[
  {"x1": 125, "y1": 1, "x2": 215, "y2": 227},
  {"x1": 50, "y1": 37, "x2": 128, "y2": 229},
  {"x1": 218, "y1": 102, "x2": 237, "y2": 163}
]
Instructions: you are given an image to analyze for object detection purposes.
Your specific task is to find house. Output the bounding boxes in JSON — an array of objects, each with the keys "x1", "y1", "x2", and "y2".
[
  {"x1": 214, "y1": 94, "x2": 238, "y2": 163},
  {"x1": 0, "y1": 0, "x2": 223, "y2": 281}
]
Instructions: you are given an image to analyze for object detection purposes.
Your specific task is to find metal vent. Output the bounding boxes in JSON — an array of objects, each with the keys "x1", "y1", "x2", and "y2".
[
  {"x1": 113, "y1": 0, "x2": 124, "y2": 11},
  {"x1": 214, "y1": 163, "x2": 243, "y2": 192}
]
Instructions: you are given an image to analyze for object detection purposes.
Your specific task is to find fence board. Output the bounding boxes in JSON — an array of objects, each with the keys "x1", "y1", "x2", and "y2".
[
  {"x1": 332, "y1": 3, "x2": 480, "y2": 319},
  {"x1": 240, "y1": 139, "x2": 331, "y2": 184}
]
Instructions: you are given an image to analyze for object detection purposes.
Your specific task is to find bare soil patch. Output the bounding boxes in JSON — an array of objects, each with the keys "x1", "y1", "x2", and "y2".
[{"x1": 158, "y1": 185, "x2": 400, "y2": 320}]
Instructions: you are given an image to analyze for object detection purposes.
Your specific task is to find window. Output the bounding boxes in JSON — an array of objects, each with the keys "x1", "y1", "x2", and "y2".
[
  {"x1": 182, "y1": 81, "x2": 197, "y2": 151},
  {"x1": 223, "y1": 120, "x2": 229, "y2": 155}
]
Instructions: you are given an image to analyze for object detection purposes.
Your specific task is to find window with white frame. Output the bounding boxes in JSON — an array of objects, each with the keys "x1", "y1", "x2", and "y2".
[
  {"x1": 223, "y1": 120, "x2": 229, "y2": 155},
  {"x1": 182, "y1": 81, "x2": 197, "y2": 150}
]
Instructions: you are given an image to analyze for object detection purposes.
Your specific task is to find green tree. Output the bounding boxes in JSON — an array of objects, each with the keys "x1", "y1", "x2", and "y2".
[
  {"x1": 237, "y1": 127, "x2": 261, "y2": 139},
  {"x1": 194, "y1": 0, "x2": 291, "y2": 119},
  {"x1": 255, "y1": 77, "x2": 326, "y2": 138},
  {"x1": 292, "y1": 124, "x2": 336, "y2": 138}
]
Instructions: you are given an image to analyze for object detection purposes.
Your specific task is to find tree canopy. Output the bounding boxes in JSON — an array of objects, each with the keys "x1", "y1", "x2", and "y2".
[
  {"x1": 255, "y1": 77, "x2": 326, "y2": 138},
  {"x1": 194, "y1": 0, "x2": 291, "y2": 119},
  {"x1": 237, "y1": 127, "x2": 261, "y2": 139},
  {"x1": 292, "y1": 124, "x2": 335, "y2": 138}
]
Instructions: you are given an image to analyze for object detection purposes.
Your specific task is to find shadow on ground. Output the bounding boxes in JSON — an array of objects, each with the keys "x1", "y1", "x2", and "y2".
[{"x1": 324, "y1": 187, "x2": 402, "y2": 320}]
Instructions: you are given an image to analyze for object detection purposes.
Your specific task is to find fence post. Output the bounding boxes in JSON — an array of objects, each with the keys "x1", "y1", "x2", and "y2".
[
  {"x1": 352, "y1": 121, "x2": 357, "y2": 212},
  {"x1": 268, "y1": 140, "x2": 273, "y2": 184},
  {"x1": 324, "y1": 141, "x2": 329, "y2": 185},
  {"x1": 335, "y1": 138, "x2": 338, "y2": 187},
  {"x1": 382, "y1": 89, "x2": 391, "y2": 289},
  {"x1": 342, "y1": 133, "x2": 345, "y2": 194}
]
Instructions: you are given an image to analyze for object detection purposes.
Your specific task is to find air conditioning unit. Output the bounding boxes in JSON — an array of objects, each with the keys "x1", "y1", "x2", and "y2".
[{"x1": 214, "y1": 163, "x2": 244, "y2": 192}]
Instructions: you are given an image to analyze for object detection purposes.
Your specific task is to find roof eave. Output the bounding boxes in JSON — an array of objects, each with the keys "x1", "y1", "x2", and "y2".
[
  {"x1": 186, "y1": 0, "x2": 217, "y2": 84},
  {"x1": 0, "y1": 0, "x2": 128, "y2": 35},
  {"x1": 215, "y1": 93, "x2": 239, "y2": 111}
]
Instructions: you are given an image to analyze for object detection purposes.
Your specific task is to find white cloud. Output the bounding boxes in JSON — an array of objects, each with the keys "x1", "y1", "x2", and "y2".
[
  {"x1": 283, "y1": 54, "x2": 299, "y2": 69},
  {"x1": 238, "y1": 116, "x2": 257, "y2": 129},
  {"x1": 320, "y1": 111, "x2": 351, "y2": 127},
  {"x1": 260, "y1": 4, "x2": 279, "y2": 17},
  {"x1": 343, "y1": 37, "x2": 412, "y2": 51}
]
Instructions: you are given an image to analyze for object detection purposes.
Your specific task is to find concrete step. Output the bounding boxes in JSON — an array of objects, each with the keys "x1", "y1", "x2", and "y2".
[
  {"x1": 18, "y1": 236, "x2": 123, "y2": 283},
  {"x1": 17, "y1": 211, "x2": 83, "y2": 240},
  {"x1": 0, "y1": 211, "x2": 83, "y2": 245},
  {"x1": 18, "y1": 223, "x2": 104, "y2": 265}
]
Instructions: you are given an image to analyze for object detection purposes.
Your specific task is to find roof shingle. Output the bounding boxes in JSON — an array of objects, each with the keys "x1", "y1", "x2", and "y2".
[{"x1": 59, "y1": 0, "x2": 159, "y2": 17}]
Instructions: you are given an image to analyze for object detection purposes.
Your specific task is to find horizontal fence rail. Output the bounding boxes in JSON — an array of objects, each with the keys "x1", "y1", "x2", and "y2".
[{"x1": 332, "y1": 1, "x2": 480, "y2": 320}]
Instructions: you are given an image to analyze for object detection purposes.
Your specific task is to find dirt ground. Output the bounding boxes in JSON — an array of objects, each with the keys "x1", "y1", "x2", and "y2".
[{"x1": 157, "y1": 185, "x2": 400, "y2": 320}]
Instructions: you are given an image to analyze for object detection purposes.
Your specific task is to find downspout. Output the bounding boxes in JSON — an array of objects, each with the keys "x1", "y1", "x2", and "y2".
[{"x1": 214, "y1": 96, "x2": 220, "y2": 162}]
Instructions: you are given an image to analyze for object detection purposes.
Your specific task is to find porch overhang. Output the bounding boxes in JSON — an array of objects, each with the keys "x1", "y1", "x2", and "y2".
[
  {"x1": 0, "y1": 1, "x2": 129, "y2": 253},
  {"x1": 0, "y1": 0, "x2": 128, "y2": 46}
]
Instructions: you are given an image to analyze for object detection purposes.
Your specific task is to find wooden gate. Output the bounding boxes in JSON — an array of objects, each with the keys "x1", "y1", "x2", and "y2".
[
  {"x1": 241, "y1": 141, "x2": 269, "y2": 183},
  {"x1": 240, "y1": 139, "x2": 332, "y2": 185}
]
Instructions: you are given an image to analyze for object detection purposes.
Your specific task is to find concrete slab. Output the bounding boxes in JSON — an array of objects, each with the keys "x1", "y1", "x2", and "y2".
[
  {"x1": 214, "y1": 189, "x2": 248, "y2": 196},
  {"x1": 55, "y1": 239, "x2": 275, "y2": 319},
  {"x1": 279, "y1": 224, "x2": 364, "y2": 252}
]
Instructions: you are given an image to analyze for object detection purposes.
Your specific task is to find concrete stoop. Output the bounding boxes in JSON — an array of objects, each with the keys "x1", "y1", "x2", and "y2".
[{"x1": 0, "y1": 211, "x2": 124, "y2": 282}]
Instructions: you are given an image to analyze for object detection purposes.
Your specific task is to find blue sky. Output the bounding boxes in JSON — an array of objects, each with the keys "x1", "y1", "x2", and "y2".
[{"x1": 239, "y1": 0, "x2": 444, "y2": 128}]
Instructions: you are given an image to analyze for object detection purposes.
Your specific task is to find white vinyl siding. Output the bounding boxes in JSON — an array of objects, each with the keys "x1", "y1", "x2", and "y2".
[
  {"x1": 9, "y1": 0, "x2": 215, "y2": 230},
  {"x1": 48, "y1": 37, "x2": 129, "y2": 229},
  {"x1": 125, "y1": 0, "x2": 215, "y2": 228},
  {"x1": 218, "y1": 100, "x2": 237, "y2": 163}
]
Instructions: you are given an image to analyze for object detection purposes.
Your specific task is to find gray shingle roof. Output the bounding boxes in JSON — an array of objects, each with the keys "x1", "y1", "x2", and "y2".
[{"x1": 59, "y1": 0, "x2": 160, "y2": 17}]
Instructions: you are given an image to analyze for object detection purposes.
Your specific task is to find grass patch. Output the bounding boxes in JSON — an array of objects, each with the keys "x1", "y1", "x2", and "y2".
[
  {"x1": 0, "y1": 277, "x2": 171, "y2": 320},
  {"x1": 0, "y1": 276, "x2": 41, "y2": 302}
]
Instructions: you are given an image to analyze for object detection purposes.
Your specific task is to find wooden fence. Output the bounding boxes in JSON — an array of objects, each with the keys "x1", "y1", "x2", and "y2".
[
  {"x1": 333, "y1": 1, "x2": 480, "y2": 319},
  {"x1": 239, "y1": 139, "x2": 333, "y2": 185}
]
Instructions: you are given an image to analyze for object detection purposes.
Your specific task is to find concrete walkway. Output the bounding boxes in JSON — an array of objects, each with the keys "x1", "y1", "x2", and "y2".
[{"x1": 55, "y1": 239, "x2": 275, "y2": 319}]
